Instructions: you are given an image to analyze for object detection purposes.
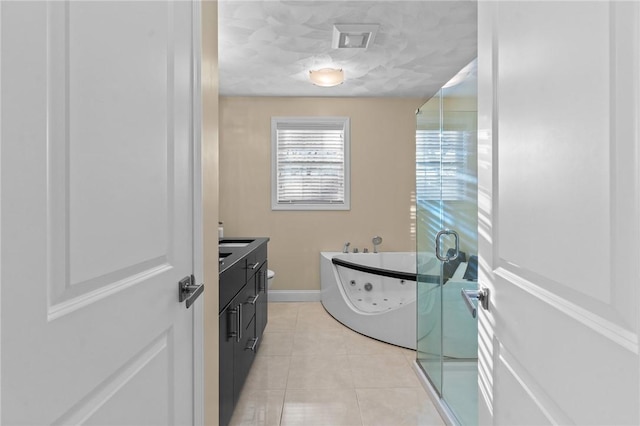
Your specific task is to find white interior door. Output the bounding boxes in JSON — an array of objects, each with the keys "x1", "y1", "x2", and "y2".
[
  {"x1": 478, "y1": 2, "x2": 640, "y2": 424},
  {"x1": 1, "y1": 1, "x2": 201, "y2": 424}
]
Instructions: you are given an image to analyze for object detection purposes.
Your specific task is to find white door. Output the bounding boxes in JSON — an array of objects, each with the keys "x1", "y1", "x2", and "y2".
[
  {"x1": 1, "y1": 1, "x2": 202, "y2": 424},
  {"x1": 477, "y1": 1, "x2": 639, "y2": 424}
]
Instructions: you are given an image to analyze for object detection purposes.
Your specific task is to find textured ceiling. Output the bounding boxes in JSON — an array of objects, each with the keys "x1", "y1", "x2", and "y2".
[{"x1": 218, "y1": 1, "x2": 478, "y2": 98}]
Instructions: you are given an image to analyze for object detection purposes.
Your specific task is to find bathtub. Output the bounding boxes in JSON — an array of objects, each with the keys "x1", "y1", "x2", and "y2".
[
  {"x1": 320, "y1": 251, "x2": 439, "y2": 349},
  {"x1": 321, "y1": 251, "x2": 478, "y2": 356}
]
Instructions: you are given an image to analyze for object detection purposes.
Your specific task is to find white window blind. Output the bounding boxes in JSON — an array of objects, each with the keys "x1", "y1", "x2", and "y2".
[
  {"x1": 271, "y1": 117, "x2": 350, "y2": 210},
  {"x1": 416, "y1": 129, "x2": 469, "y2": 201}
]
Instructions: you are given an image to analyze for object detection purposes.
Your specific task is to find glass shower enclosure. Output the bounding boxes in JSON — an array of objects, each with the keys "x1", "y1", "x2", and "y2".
[{"x1": 416, "y1": 60, "x2": 478, "y2": 425}]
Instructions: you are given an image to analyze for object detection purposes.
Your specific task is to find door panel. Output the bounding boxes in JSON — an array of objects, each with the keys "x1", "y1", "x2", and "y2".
[
  {"x1": 478, "y1": 2, "x2": 640, "y2": 424},
  {"x1": 496, "y1": 2, "x2": 612, "y2": 302},
  {"x1": 64, "y1": 2, "x2": 171, "y2": 286},
  {"x1": 54, "y1": 332, "x2": 173, "y2": 425},
  {"x1": 1, "y1": 1, "x2": 197, "y2": 424},
  {"x1": 47, "y1": 1, "x2": 184, "y2": 315}
]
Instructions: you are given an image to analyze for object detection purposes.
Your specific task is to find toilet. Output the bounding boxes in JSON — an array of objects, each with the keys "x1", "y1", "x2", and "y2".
[{"x1": 267, "y1": 269, "x2": 275, "y2": 289}]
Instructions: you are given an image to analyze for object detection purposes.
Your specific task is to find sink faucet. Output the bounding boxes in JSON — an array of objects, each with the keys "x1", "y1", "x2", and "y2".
[{"x1": 343, "y1": 242, "x2": 350, "y2": 253}]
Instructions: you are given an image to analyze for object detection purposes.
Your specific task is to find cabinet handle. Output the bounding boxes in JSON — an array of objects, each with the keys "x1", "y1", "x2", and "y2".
[
  {"x1": 228, "y1": 307, "x2": 238, "y2": 339},
  {"x1": 237, "y1": 303, "x2": 242, "y2": 342},
  {"x1": 259, "y1": 270, "x2": 266, "y2": 292},
  {"x1": 245, "y1": 337, "x2": 259, "y2": 352},
  {"x1": 247, "y1": 262, "x2": 260, "y2": 270},
  {"x1": 247, "y1": 294, "x2": 259, "y2": 305}
]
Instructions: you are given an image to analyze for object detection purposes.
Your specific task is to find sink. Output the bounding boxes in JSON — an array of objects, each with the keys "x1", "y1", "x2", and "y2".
[{"x1": 219, "y1": 239, "x2": 254, "y2": 248}]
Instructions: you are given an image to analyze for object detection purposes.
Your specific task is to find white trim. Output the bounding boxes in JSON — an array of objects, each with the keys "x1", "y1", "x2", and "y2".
[
  {"x1": 190, "y1": 0, "x2": 204, "y2": 424},
  {"x1": 494, "y1": 266, "x2": 639, "y2": 354},
  {"x1": 267, "y1": 290, "x2": 321, "y2": 302},
  {"x1": 47, "y1": 263, "x2": 173, "y2": 321},
  {"x1": 271, "y1": 116, "x2": 351, "y2": 211},
  {"x1": 0, "y1": 1, "x2": 3, "y2": 419},
  {"x1": 192, "y1": 301, "x2": 204, "y2": 426}
]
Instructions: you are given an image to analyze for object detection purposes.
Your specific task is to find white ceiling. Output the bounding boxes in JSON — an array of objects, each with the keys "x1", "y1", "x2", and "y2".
[{"x1": 218, "y1": 1, "x2": 478, "y2": 98}]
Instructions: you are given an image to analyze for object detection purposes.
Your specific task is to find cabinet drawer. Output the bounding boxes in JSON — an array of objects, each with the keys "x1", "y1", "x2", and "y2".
[
  {"x1": 234, "y1": 315, "x2": 256, "y2": 405},
  {"x1": 218, "y1": 306, "x2": 235, "y2": 426},
  {"x1": 219, "y1": 261, "x2": 245, "y2": 313},
  {"x1": 245, "y1": 243, "x2": 267, "y2": 280},
  {"x1": 239, "y1": 281, "x2": 257, "y2": 331}
]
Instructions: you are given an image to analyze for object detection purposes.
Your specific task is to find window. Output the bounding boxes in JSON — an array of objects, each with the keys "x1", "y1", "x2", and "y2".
[
  {"x1": 416, "y1": 129, "x2": 470, "y2": 201},
  {"x1": 271, "y1": 117, "x2": 350, "y2": 210}
]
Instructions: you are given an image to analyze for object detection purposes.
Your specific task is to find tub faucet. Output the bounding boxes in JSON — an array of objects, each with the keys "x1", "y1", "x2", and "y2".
[
  {"x1": 372, "y1": 236, "x2": 383, "y2": 253},
  {"x1": 343, "y1": 242, "x2": 350, "y2": 253}
]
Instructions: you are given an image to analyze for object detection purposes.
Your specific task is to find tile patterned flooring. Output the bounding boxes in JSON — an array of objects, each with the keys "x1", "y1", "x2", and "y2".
[{"x1": 228, "y1": 302, "x2": 445, "y2": 426}]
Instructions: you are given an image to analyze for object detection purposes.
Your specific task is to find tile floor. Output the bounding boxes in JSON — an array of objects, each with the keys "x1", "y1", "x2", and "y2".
[{"x1": 228, "y1": 302, "x2": 445, "y2": 426}]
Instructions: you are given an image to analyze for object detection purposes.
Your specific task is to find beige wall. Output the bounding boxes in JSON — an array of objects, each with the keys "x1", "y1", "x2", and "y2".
[
  {"x1": 219, "y1": 97, "x2": 424, "y2": 291},
  {"x1": 201, "y1": 2, "x2": 219, "y2": 425}
]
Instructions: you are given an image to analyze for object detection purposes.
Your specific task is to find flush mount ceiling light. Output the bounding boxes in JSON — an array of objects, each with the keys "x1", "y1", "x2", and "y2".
[
  {"x1": 309, "y1": 68, "x2": 345, "y2": 87},
  {"x1": 332, "y1": 24, "x2": 379, "y2": 49}
]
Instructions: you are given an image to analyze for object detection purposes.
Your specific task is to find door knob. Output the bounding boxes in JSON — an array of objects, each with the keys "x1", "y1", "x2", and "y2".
[
  {"x1": 461, "y1": 287, "x2": 489, "y2": 318},
  {"x1": 178, "y1": 274, "x2": 204, "y2": 309}
]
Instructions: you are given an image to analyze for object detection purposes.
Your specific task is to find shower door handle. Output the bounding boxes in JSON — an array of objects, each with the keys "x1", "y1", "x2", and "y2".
[
  {"x1": 435, "y1": 229, "x2": 459, "y2": 261},
  {"x1": 461, "y1": 288, "x2": 490, "y2": 318}
]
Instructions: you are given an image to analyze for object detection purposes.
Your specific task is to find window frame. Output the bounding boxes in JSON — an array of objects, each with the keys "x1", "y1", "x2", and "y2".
[{"x1": 271, "y1": 116, "x2": 351, "y2": 211}]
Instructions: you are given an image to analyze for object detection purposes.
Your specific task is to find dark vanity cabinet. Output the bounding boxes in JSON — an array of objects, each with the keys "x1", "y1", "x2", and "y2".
[
  {"x1": 218, "y1": 238, "x2": 268, "y2": 426},
  {"x1": 219, "y1": 278, "x2": 257, "y2": 425}
]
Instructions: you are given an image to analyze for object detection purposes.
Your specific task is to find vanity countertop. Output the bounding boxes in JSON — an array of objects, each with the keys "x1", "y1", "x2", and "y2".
[{"x1": 218, "y1": 237, "x2": 269, "y2": 275}]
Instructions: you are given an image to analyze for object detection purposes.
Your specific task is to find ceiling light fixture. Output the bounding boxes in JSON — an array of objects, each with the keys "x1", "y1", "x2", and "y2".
[
  {"x1": 309, "y1": 68, "x2": 344, "y2": 87},
  {"x1": 332, "y1": 24, "x2": 379, "y2": 49}
]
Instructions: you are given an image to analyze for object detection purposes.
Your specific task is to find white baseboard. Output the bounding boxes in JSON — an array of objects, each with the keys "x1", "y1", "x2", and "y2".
[{"x1": 268, "y1": 290, "x2": 321, "y2": 302}]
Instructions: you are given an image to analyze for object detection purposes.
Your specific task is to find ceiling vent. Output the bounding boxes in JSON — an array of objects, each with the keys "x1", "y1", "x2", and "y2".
[{"x1": 332, "y1": 24, "x2": 379, "y2": 49}]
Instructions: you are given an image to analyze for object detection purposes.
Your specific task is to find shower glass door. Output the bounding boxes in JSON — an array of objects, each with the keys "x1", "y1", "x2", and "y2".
[
  {"x1": 416, "y1": 60, "x2": 478, "y2": 426},
  {"x1": 416, "y1": 89, "x2": 444, "y2": 395}
]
